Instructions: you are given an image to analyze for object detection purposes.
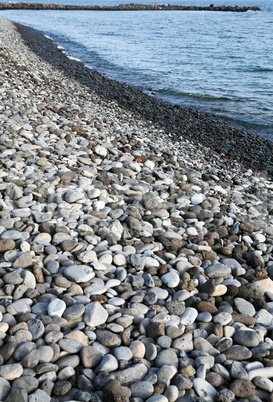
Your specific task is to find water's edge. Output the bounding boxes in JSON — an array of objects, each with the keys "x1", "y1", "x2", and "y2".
[{"x1": 14, "y1": 19, "x2": 273, "y2": 175}]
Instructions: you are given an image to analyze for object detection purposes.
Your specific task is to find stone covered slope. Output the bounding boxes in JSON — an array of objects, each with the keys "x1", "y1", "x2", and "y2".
[{"x1": 1, "y1": 17, "x2": 273, "y2": 402}]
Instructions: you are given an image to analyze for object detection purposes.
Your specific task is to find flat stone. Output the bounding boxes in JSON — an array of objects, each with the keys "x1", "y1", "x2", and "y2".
[
  {"x1": 12, "y1": 252, "x2": 32, "y2": 268},
  {"x1": 103, "y1": 379, "x2": 131, "y2": 400},
  {"x1": 130, "y1": 340, "x2": 146, "y2": 359},
  {"x1": 84, "y1": 302, "x2": 108, "y2": 327},
  {"x1": 194, "y1": 337, "x2": 220, "y2": 356},
  {"x1": 64, "y1": 265, "x2": 95, "y2": 283},
  {"x1": 130, "y1": 381, "x2": 154, "y2": 399},
  {"x1": 96, "y1": 354, "x2": 118, "y2": 372},
  {"x1": 58, "y1": 338, "x2": 83, "y2": 353},
  {"x1": 27, "y1": 319, "x2": 45, "y2": 340},
  {"x1": 254, "y1": 309, "x2": 273, "y2": 326},
  {"x1": 180, "y1": 307, "x2": 198, "y2": 325},
  {"x1": 254, "y1": 277, "x2": 273, "y2": 293},
  {"x1": 157, "y1": 365, "x2": 177, "y2": 386},
  {"x1": 80, "y1": 345, "x2": 102, "y2": 368},
  {"x1": 38, "y1": 346, "x2": 54, "y2": 363},
  {"x1": 253, "y1": 376, "x2": 273, "y2": 393},
  {"x1": 48, "y1": 299, "x2": 66, "y2": 317},
  {"x1": 0, "y1": 238, "x2": 16, "y2": 252},
  {"x1": 213, "y1": 312, "x2": 232, "y2": 326},
  {"x1": 234, "y1": 329, "x2": 262, "y2": 348},
  {"x1": 172, "y1": 333, "x2": 193, "y2": 353},
  {"x1": 96, "y1": 330, "x2": 121, "y2": 347},
  {"x1": 146, "y1": 397, "x2": 168, "y2": 402},
  {"x1": 161, "y1": 270, "x2": 180, "y2": 288},
  {"x1": 234, "y1": 297, "x2": 256, "y2": 316},
  {"x1": 22, "y1": 349, "x2": 40, "y2": 368},
  {"x1": 12, "y1": 375, "x2": 39, "y2": 393},
  {"x1": 3, "y1": 272, "x2": 23, "y2": 285},
  {"x1": 0, "y1": 363, "x2": 23, "y2": 380},
  {"x1": 248, "y1": 366, "x2": 273, "y2": 381},
  {"x1": 113, "y1": 346, "x2": 133, "y2": 361},
  {"x1": 206, "y1": 263, "x2": 231, "y2": 279},
  {"x1": 224, "y1": 345, "x2": 252, "y2": 361},
  {"x1": 55, "y1": 355, "x2": 80, "y2": 370},
  {"x1": 21, "y1": 270, "x2": 36, "y2": 289},
  {"x1": 155, "y1": 349, "x2": 178, "y2": 368},
  {"x1": 113, "y1": 363, "x2": 148, "y2": 386},
  {"x1": 63, "y1": 304, "x2": 85, "y2": 321}
]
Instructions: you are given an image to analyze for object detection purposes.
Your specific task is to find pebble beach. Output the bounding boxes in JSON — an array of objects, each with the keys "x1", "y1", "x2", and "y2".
[{"x1": 1, "y1": 16, "x2": 273, "y2": 402}]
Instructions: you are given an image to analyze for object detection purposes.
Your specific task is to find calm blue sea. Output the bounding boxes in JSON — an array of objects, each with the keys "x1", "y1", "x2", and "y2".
[{"x1": 1, "y1": 0, "x2": 272, "y2": 139}]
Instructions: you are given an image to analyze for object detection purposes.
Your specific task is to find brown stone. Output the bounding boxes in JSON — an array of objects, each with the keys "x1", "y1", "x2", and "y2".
[
  {"x1": 187, "y1": 266, "x2": 201, "y2": 277},
  {"x1": 154, "y1": 382, "x2": 166, "y2": 395},
  {"x1": 181, "y1": 280, "x2": 196, "y2": 292},
  {"x1": 158, "y1": 265, "x2": 169, "y2": 276},
  {"x1": 104, "y1": 380, "x2": 131, "y2": 401},
  {"x1": 130, "y1": 340, "x2": 146, "y2": 359},
  {"x1": 197, "y1": 301, "x2": 218, "y2": 315},
  {"x1": 253, "y1": 298, "x2": 269, "y2": 311},
  {"x1": 151, "y1": 305, "x2": 168, "y2": 314},
  {"x1": 217, "y1": 226, "x2": 229, "y2": 238},
  {"x1": 218, "y1": 247, "x2": 232, "y2": 256},
  {"x1": 147, "y1": 266, "x2": 158, "y2": 275},
  {"x1": 80, "y1": 346, "x2": 102, "y2": 368},
  {"x1": 240, "y1": 223, "x2": 254, "y2": 233},
  {"x1": 90, "y1": 294, "x2": 108, "y2": 303},
  {"x1": 0, "y1": 239, "x2": 16, "y2": 252},
  {"x1": 12, "y1": 252, "x2": 32, "y2": 268},
  {"x1": 255, "y1": 269, "x2": 268, "y2": 278},
  {"x1": 39, "y1": 222, "x2": 55, "y2": 236},
  {"x1": 9, "y1": 322, "x2": 28, "y2": 335},
  {"x1": 202, "y1": 250, "x2": 216, "y2": 260},
  {"x1": 206, "y1": 372, "x2": 225, "y2": 388},
  {"x1": 230, "y1": 379, "x2": 255, "y2": 398},
  {"x1": 65, "y1": 330, "x2": 88, "y2": 346},
  {"x1": 224, "y1": 346, "x2": 252, "y2": 361},
  {"x1": 121, "y1": 328, "x2": 131, "y2": 347},
  {"x1": 232, "y1": 313, "x2": 255, "y2": 327},
  {"x1": 33, "y1": 265, "x2": 44, "y2": 283},
  {"x1": 40, "y1": 380, "x2": 54, "y2": 396},
  {"x1": 45, "y1": 331, "x2": 63, "y2": 344},
  {"x1": 48, "y1": 343, "x2": 60, "y2": 363},
  {"x1": 68, "y1": 284, "x2": 83, "y2": 295},
  {"x1": 55, "y1": 276, "x2": 71, "y2": 289},
  {"x1": 146, "y1": 322, "x2": 165, "y2": 339}
]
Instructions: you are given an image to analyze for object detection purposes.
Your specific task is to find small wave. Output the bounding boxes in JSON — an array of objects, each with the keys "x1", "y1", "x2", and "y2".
[
  {"x1": 67, "y1": 55, "x2": 82, "y2": 62},
  {"x1": 157, "y1": 88, "x2": 236, "y2": 103},
  {"x1": 44, "y1": 34, "x2": 53, "y2": 41}
]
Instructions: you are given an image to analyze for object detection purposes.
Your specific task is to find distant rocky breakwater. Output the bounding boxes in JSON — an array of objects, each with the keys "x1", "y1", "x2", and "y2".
[
  {"x1": 0, "y1": 2, "x2": 261, "y2": 11},
  {"x1": 1, "y1": 16, "x2": 273, "y2": 402}
]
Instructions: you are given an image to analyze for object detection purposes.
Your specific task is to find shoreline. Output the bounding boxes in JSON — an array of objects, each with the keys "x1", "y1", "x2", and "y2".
[
  {"x1": 1, "y1": 16, "x2": 273, "y2": 402},
  {"x1": 0, "y1": 3, "x2": 262, "y2": 11},
  {"x1": 15, "y1": 21, "x2": 273, "y2": 176}
]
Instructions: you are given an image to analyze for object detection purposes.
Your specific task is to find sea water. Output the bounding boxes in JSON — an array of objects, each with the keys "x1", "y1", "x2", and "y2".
[{"x1": 0, "y1": 0, "x2": 272, "y2": 139}]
